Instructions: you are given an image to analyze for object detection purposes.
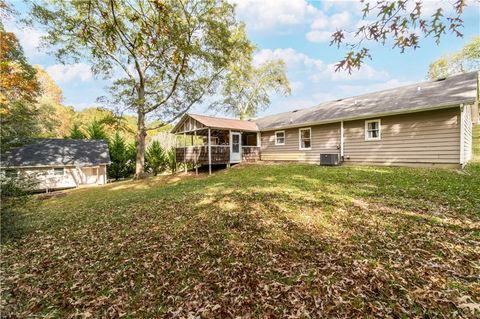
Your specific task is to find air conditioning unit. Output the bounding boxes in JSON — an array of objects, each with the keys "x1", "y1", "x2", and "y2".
[{"x1": 320, "y1": 153, "x2": 339, "y2": 166}]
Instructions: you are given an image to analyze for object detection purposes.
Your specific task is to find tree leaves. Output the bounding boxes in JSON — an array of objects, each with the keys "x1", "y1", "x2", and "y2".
[
  {"x1": 332, "y1": 0, "x2": 469, "y2": 73},
  {"x1": 428, "y1": 36, "x2": 480, "y2": 79}
]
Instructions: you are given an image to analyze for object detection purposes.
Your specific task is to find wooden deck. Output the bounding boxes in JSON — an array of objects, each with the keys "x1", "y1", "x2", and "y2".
[{"x1": 176, "y1": 146, "x2": 260, "y2": 164}]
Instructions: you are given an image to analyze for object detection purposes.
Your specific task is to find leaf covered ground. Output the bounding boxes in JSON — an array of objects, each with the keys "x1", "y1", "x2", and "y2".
[{"x1": 1, "y1": 162, "x2": 480, "y2": 318}]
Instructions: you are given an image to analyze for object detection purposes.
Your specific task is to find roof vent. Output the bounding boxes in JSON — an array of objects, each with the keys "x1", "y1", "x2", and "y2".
[{"x1": 436, "y1": 77, "x2": 446, "y2": 81}]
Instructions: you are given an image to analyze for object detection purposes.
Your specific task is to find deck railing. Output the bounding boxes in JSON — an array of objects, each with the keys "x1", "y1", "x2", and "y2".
[
  {"x1": 176, "y1": 145, "x2": 261, "y2": 164},
  {"x1": 176, "y1": 146, "x2": 230, "y2": 164},
  {"x1": 242, "y1": 146, "x2": 261, "y2": 162}
]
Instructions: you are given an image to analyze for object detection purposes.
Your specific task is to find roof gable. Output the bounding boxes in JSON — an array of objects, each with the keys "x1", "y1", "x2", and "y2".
[{"x1": 172, "y1": 113, "x2": 258, "y2": 133}]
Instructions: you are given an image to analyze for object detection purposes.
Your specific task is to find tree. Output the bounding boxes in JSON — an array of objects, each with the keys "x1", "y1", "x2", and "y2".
[
  {"x1": 330, "y1": 0, "x2": 470, "y2": 73},
  {"x1": 125, "y1": 142, "x2": 137, "y2": 176},
  {"x1": 165, "y1": 147, "x2": 177, "y2": 175},
  {"x1": 29, "y1": 0, "x2": 252, "y2": 178},
  {"x1": 86, "y1": 120, "x2": 108, "y2": 140},
  {"x1": 428, "y1": 36, "x2": 480, "y2": 79},
  {"x1": 34, "y1": 65, "x2": 77, "y2": 137},
  {"x1": 68, "y1": 123, "x2": 85, "y2": 139},
  {"x1": 108, "y1": 132, "x2": 130, "y2": 180},
  {"x1": 145, "y1": 141, "x2": 167, "y2": 176},
  {"x1": 213, "y1": 58, "x2": 291, "y2": 119},
  {"x1": 0, "y1": 21, "x2": 41, "y2": 149}
]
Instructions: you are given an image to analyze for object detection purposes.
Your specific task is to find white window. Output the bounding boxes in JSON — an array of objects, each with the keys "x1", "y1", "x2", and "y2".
[
  {"x1": 53, "y1": 167, "x2": 65, "y2": 176},
  {"x1": 275, "y1": 131, "x2": 285, "y2": 145},
  {"x1": 299, "y1": 128, "x2": 312, "y2": 150},
  {"x1": 365, "y1": 119, "x2": 381, "y2": 141}
]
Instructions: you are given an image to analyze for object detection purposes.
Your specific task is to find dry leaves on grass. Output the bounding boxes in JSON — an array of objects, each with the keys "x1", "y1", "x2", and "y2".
[{"x1": 1, "y1": 164, "x2": 479, "y2": 318}]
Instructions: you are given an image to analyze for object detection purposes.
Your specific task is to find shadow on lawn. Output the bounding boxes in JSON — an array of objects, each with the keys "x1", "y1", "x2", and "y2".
[
  {"x1": 146, "y1": 179, "x2": 477, "y2": 317},
  {"x1": 1, "y1": 164, "x2": 479, "y2": 318},
  {"x1": 0, "y1": 200, "x2": 30, "y2": 244}
]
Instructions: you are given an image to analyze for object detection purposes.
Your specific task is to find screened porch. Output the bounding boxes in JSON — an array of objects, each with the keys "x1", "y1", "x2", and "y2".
[{"x1": 172, "y1": 114, "x2": 261, "y2": 174}]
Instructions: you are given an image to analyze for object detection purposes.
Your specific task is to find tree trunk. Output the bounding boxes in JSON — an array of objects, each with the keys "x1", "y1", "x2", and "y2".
[{"x1": 133, "y1": 109, "x2": 148, "y2": 179}]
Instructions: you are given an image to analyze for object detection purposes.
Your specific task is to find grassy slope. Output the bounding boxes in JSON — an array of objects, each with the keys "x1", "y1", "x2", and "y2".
[{"x1": 2, "y1": 162, "x2": 479, "y2": 318}]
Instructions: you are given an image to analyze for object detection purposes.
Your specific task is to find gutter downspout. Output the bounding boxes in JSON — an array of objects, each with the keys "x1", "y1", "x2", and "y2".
[{"x1": 340, "y1": 121, "x2": 344, "y2": 161}]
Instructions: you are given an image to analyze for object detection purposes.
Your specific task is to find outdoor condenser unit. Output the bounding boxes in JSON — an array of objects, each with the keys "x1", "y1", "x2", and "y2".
[{"x1": 320, "y1": 153, "x2": 339, "y2": 166}]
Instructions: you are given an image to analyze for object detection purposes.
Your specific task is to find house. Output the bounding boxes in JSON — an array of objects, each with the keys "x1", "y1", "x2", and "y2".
[
  {"x1": 172, "y1": 71, "x2": 479, "y2": 172},
  {"x1": 0, "y1": 139, "x2": 111, "y2": 191}
]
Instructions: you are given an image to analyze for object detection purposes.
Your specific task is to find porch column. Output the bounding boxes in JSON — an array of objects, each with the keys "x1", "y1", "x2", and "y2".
[
  {"x1": 227, "y1": 130, "x2": 231, "y2": 168},
  {"x1": 184, "y1": 132, "x2": 187, "y2": 173},
  {"x1": 194, "y1": 130, "x2": 198, "y2": 175},
  {"x1": 208, "y1": 128, "x2": 212, "y2": 175}
]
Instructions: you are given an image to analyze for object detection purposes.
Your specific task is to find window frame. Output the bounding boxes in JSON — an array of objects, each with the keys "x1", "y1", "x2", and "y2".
[
  {"x1": 365, "y1": 119, "x2": 381, "y2": 141},
  {"x1": 275, "y1": 130, "x2": 285, "y2": 146},
  {"x1": 53, "y1": 167, "x2": 65, "y2": 176},
  {"x1": 298, "y1": 127, "x2": 312, "y2": 150}
]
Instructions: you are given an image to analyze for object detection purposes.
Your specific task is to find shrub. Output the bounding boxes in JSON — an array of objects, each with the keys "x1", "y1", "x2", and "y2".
[
  {"x1": 145, "y1": 141, "x2": 167, "y2": 176},
  {"x1": 108, "y1": 132, "x2": 130, "y2": 180},
  {"x1": 166, "y1": 147, "x2": 177, "y2": 174}
]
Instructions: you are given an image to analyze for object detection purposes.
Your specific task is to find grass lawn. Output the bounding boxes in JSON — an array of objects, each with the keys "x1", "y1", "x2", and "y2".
[{"x1": 2, "y1": 160, "x2": 480, "y2": 317}]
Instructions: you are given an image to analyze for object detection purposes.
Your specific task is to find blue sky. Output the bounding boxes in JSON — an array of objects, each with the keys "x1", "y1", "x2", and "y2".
[{"x1": 6, "y1": 0, "x2": 480, "y2": 118}]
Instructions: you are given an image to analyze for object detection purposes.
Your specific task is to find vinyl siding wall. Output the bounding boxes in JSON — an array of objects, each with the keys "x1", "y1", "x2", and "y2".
[
  {"x1": 463, "y1": 104, "x2": 473, "y2": 163},
  {"x1": 259, "y1": 107, "x2": 463, "y2": 167},
  {"x1": 261, "y1": 123, "x2": 340, "y2": 163},
  {"x1": 343, "y1": 108, "x2": 461, "y2": 166}
]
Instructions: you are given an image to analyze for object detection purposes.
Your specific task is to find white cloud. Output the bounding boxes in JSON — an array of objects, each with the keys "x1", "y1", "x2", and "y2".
[
  {"x1": 254, "y1": 47, "x2": 388, "y2": 85},
  {"x1": 254, "y1": 48, "x2": 324, "y2": 71},
  {"x1": 321, "y1": 0, "x2": 363, "y2": 13},
  {"x1": 306, "y1": 10, "x2": 353, "y2": 43},
  {"x1": 290, "y1": 81, "x2": 304, "y2": 93},
  {"x1": 230, "y1": 0, "x2": 318, "y2": 31},
  {"x1": 5, "y1": 25, "x2": 47, "y2": 58},
  {"x1": 305, "y1": 30, "x2": 332, "y2": 43},
  {"x1": 314, "y1": 63, "x2": 389, "y2": 82},
  {"x1": 328, "y1": 11, "x2": 352, "y2": 29},
  {"x1": 46, "y1": 63, "x2": 93, "y2": 83}
]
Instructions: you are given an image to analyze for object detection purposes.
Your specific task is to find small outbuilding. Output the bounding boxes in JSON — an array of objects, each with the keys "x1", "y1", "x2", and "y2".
[{"x1": 0, "y1": 139, "x2": 110, "y2": 191}]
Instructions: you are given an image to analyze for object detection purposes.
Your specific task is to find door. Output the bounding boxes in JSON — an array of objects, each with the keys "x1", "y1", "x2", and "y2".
[{"x1": 230, "y1": 132, "x2": 241, "y2": 163}]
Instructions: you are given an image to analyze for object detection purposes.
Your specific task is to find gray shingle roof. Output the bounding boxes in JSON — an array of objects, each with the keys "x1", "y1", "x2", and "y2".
[
  {"x1": 255, "y1": 71, "x2": 478, "y2": 131},
  {"x1": 0, "y1": 139, "x2": 111, "y2": 167}
]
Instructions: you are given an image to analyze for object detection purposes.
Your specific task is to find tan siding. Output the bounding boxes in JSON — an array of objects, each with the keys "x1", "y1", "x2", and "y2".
[
  {"x1": 261, "y1": 123, "x2": 340, "y2": 163},
  {"x1": 343, "y1": 108, "x2": 461, "y2": 165}
]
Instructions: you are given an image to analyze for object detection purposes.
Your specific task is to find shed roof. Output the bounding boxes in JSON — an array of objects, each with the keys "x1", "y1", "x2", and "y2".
[
  {"x1": 255, "y1": 71, "x2": 479, "y2": 130},
  {"x1": 0, "y1": 139, "x2": 111, "y2": 168}
]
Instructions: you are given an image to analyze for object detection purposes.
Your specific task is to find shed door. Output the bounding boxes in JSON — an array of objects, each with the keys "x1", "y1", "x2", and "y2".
[{"x1": 230, "y1": 132, "x2": 241, "y2": 163}]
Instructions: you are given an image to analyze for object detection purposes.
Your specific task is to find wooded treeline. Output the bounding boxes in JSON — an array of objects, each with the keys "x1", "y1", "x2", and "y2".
[{"x1": 0, "y1": 21, "x2": 174, "y2": 179}]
